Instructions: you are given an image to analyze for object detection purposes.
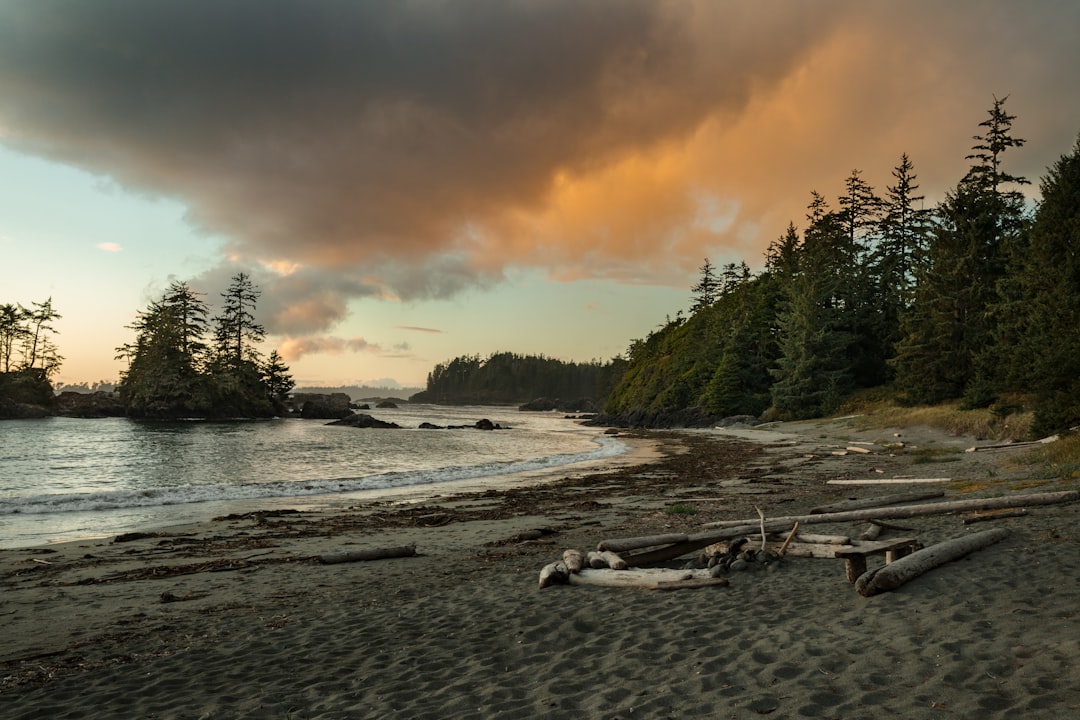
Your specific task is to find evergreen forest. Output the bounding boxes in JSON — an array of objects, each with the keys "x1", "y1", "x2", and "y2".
[
  {"x1": 604, "y1": 98, "x2": 1080, "y2": 436},
  {"x1": 412, "y1": 351, "x2": 626, "y2": 408}
]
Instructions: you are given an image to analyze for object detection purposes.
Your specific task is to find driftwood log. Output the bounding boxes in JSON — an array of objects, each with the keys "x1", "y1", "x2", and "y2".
[
  {"x1": 538, "y1": 561, "x2": 569, "y2": 589},
  {"x1": 562, "y1": 549, "x2": 585, "y2": 573},
  {"x1": 827, "y1": 478, "x2": 951, "y2": 485},
  {"x1": 598, "y1": 550, "x2": 628, "y2": 570},
  {"x1": 567, "y1": 568, "x2": 727, "y2": 590},
  {"x1": 966, "y1": 435, "x2": 1058, "y2": 452},
  {"x1": 318, "y1": 544, "x2": 417, "y2": 564},
  {"x1": 854, "y1": 528, "x2": 1010, "y2": 596},
  {"x1": 701, "y1": 490, "x2": 1079, "y2": 529},
  {"x1": 598, "y1": 533, "x2": 688, "y2": 553},
  {"x1": 809, "y1": 490, "x2": 945, "y2": 514}
]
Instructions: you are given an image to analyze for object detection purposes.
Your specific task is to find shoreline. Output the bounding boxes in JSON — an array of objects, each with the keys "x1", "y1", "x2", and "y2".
[{"x1": 3, "y1": 418, "x2": 1079, "y2": 718}]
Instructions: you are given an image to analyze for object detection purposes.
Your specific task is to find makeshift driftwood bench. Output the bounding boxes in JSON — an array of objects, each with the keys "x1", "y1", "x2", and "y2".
[{"x1": 834, "y1": 537, "x2": 920, "y2": 583}]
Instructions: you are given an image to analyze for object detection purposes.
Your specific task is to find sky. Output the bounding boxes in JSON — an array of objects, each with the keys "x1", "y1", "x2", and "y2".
[{"x1": 2, "y1": 1, "x2": 1079, "y2": 389}]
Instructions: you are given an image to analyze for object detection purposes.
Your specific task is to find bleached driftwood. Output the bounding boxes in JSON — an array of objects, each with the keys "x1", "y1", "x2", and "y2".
[
  {"x1": 538, "y1": 561, "x2": 569, "y2": 589},
  {"x1": 783, "y1": 532, "x2": 851, "y2": 545},
  {"x1": 586, "y1": 550, "x2": 607, "y2": 568},
  {"x1": 777, "y1": 522, "x2": 800, "y2": 557},
  {"x1": 567, "y1": 568, "x2": 727, "y2": 590},
  {"x1": 810, "y1": 490, "x2": 945, "y2": 514},
  {"x1": 855, "y1": 528, "x2": 1009, "y2": 596},
  {"x1": 966, "y1": 435, "x2": 1059, "y2": 452},
  {"x1": 701, "y1": 490, "x2": 1079, "y2": 529},
  {"x1": 827, "y1": 478, "x2": 951, "y2": 485},
  {"x1": 562, "y1": 549, "x2": 585, "y2": 573},
  {"x1": 739, "y1": 531, "x2": 849, "y2": 546},
  {"x1": 597, "y1": 550, "x2": 628, "y2": 570},
  {"x1": 597, "y1": 533, "x2": 688, "y2": 553},
  {"x1": 318, "y1": 544, "x2": 416, "y2": 564}
]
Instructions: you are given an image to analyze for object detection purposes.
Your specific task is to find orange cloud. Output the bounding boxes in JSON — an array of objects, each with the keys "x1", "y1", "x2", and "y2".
[{"x1": 277, "y1": 336, "x2": 376, "y2": 362}]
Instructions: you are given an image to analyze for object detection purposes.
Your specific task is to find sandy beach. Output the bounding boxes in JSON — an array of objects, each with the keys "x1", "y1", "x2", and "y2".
[{"x1": 3, "y1": 416, "x2": 1079, "y2": 719}]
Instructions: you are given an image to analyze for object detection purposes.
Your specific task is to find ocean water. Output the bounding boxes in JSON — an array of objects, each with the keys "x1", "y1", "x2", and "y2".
[{"x1": 0, "y1": 405, "x2": 624, "y2": 549}]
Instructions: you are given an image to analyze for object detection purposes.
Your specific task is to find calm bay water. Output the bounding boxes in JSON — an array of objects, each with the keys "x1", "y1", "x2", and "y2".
[{"x1": 0, "y1": 405, "x2": 624, "y2": 549}]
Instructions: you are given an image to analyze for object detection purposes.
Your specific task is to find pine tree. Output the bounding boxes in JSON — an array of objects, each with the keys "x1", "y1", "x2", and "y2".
[
  {"x1": 690, "y1": 258, "x2": 719, "y2": 313},
  {"x1": 0, "y1": 303, "x2": 28, "y2": 374},
  {"x1": 893, "y1": 97, "x2": 1028, "y2": 405},
  {"x1": 20, "y1": 298, "x2": 63, "y2": 378},
  {"x1": 261, "y1": 350, "x2": 295, "y2": 406},
  {"x1": 874, "y1": 154, "x2": 934, "y2": 375},
  {"x1": 770, "y1": 201, "x2": 856, "y2": 418},
  {"x1": 213, "y1": 272, "x2": 266, "y2": 371}
]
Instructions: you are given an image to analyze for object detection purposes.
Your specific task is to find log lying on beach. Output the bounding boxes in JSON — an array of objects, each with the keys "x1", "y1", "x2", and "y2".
[
  {"x1": 538, "y1": 561, "x2": 569, "y2": 589},
  {"x1": 855, "y1": 528, "x2": 1009, "y2": 597},
  {"x1": 966, "y1": 435, "x2": 1059, "y2": 452},
  {"x1": 599, "y1": 550, "x2": 628, "y2": 570},
  {"x1": 585, "y1": 550, "x2": 628, "y2": 569},
  {"x1": 598, "y1": 533, "x2": 688, "y2": 553},
  {"x1": 701, "y1": 490, "x2": 1080, "y2": 529},
  {"x1": 562, "y1": 549, "x2": 585, "y2": 573},
  {"x1": 567, "y1": 568, "x2": 727, "y2": 590},
  {"x1": 809, "y1": 490, "x2": 945, "y2": 514},
  {"x1": 827, "y1": 478, "x2": 951, "y2": 485},
  {"x1": 318, "y1": 545, "x2": 417, "y2": 564}
]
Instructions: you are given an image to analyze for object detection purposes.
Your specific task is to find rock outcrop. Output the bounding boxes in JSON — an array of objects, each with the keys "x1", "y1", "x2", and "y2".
[
  {"x1": 327, "y1": 412, "x2": 402, "y2": 429},
  {"x1": 519, "y1": 397, "x2": 602, "y2": 413}
]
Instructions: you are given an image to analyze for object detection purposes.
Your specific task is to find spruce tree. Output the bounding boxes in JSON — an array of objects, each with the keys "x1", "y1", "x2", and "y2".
[
  {"x1": 690, "y1": 258, "x2": 719, "y2": 313},
  {"x1": 874, "y1": 154, "x2": 934, "y2": 377},
  {"x1": 213, "y1": 272, "x2": 265, "y2": 371},
  {"x1": 893, "y1": 97, "x2": 1028, "y2": 405},
  {"x1": 770, "y1": 200, "x2": 856, "y2": 418}
]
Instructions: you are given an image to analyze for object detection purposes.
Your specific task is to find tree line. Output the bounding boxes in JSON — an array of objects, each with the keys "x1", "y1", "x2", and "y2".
[
  {"x1": 606, "y1": 97, "x2": 1080, "y2": 436},
  {"x1": 412, "y1": 351, "x2": 626, "y2": 406}
]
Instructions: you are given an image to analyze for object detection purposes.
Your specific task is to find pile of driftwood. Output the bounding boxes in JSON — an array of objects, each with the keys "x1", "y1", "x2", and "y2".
[{"x1": 538, "y1": 489, "x2": 1079, "y2": 596}]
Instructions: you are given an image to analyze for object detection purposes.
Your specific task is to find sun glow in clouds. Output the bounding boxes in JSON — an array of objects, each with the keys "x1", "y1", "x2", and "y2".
[{"x1": 96, "y1": 242, "x2": 122, "y2": 252}]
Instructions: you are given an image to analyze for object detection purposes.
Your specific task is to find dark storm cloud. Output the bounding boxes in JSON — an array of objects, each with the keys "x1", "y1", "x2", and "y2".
[{"x1": 0, "y1": 0, "x2": 837, "y2": 325}]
